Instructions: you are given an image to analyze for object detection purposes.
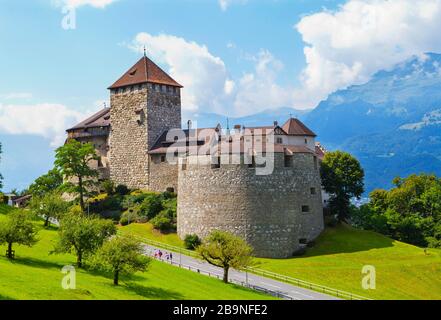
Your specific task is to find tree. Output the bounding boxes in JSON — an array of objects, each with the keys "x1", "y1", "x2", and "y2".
[
  {"x1": 0, "y1": 210, "x2": 38, "y2": 259},
  {"x1": 320, "y1": 151, "x2": 365, "y2": 222},
  {"x1": 0, "y1": 142, "x2": 3, "y2": 190},
  {"x1": 54, "y1": 212, "x2": 116, "y2": 267},
  {"x1": 92, "y1": 236, "x2": 151, "y2": 285},
  {"x1": 197, "y1": 230, "x2": 253, "y2": 283},
  {"x1": 29, "y1": 192, "x2": 70, "y2": 227},
  {"x1": 55, "y1": 140, "x2": 99, "y2": 212},
  {"x1": 28, "y1": 169, "x2": 63, "y2": 198}
]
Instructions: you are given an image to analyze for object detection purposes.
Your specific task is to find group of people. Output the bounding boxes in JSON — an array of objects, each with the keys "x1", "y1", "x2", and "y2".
[{"x1": 153, "y1": 249, "x2": 173, "y2": 262}]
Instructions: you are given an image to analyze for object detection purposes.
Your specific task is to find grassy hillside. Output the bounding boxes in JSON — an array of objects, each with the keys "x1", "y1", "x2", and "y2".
[
  {"x1": 118, "y1": 222, "x2": 185, "y2": 248},
  {"x1": 0, "y1": 206, "x2": 273, "y2": 300},
  {"x1": 120, "y1": 221, "x2": 441, "y2": 300},
  {"x1": 255, "y1": 224, "x2": 441, "y2": 300}
]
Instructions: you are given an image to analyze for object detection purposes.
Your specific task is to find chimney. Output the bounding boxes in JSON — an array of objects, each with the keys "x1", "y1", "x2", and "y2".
[
  {"x1": 274, "y1": 121, "x2": 278, "y2": 127},
  {"x1": 187, "y1": 120, "x2": 192, "y2": 131},
  {"x1": 234, "y1": 124, "x2": 242, "y2": 132}
]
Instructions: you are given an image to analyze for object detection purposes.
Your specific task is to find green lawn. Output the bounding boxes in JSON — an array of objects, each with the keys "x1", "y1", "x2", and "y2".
[
  {"x1": 0, "y1": 207, "x2": 273, "y2": 300},
  {"x1": 119, "y1": 222, "x2": 185, "y2": 248},
  {"x1": 255, "y1": 224, "x2": 441, "y2": 300},
  {"x1": 121, "y1": 219, "x2": 441, "y2": 300}
]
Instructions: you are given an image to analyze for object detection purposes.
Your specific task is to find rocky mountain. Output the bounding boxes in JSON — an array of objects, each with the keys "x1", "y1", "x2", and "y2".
[
  {"x1": 190, "y1": 107, "x2": 310, "y2": 129},
  {"x1": 304, "y1": 53, "x2": 441, "y2": 192}
]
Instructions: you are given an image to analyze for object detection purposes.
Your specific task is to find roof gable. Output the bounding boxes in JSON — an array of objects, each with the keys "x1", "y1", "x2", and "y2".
[{"x1": 108, "y1": 56, "x2": 183, "y2": 89}]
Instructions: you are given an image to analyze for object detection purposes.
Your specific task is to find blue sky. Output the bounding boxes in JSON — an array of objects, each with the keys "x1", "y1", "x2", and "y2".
[{"x1": 1, "y1": 0, "x2": 441, "y2": 191}]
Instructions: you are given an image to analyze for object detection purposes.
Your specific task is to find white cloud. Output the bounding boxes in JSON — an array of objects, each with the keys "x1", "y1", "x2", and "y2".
[
  {"x1": 129, "y1": 33, "x2": 294, "y2": 117},
  {"x1": 0, "y1": 103, "x2": 94, "y2": 147},
  {"x1": 53, "y1": 0, "x2": 117, "y2": 9},
  {"x1": 219, "y1": 0, "x2": 247, "y2": 12},
  {"x1": 233, "y1": 50, "x2": 295, "y2": 116},
  {"x1": 294, "y1": 0, "x2": 441, "y2": 108},
  {"x1": 130, "y1": 33, "x2": 232, "y2": 114}
]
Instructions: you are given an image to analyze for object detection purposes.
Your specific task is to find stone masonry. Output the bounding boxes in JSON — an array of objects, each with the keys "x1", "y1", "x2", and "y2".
[{"x1": 177, "y1": 152, "x2": 324, "y2": 258}]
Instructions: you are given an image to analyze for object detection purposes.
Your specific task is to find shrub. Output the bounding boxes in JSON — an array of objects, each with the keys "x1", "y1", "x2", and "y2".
[
  {"x1": 151, "y1": 212, "x2": 173, "y2": 232},
  {"x1": 101, "y1": 180, "x2": 115, "y2": 195},
  {"x1": 120, "y1": 217, "x2": 129, "y2": 226},
  {"x1": 184, "y1": 234, "x2": 201, "y2": 250},
  {"x1": 115, "y1": 184, "x2": 130, "y2": 196},
  {"x1": 119, "y1": 210, "x2": 140, "y2": 226},
  {"x1": 139, "y1": 195, "x2": 163, "y2": 220},
  {"x1": 0, "y1": 193, "x2": 7, "y2": 204}
]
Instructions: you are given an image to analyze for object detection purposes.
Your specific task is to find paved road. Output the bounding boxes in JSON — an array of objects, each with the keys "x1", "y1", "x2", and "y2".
[{"x1": 143, "y1": 245, "x2": 339, "y2": 301}]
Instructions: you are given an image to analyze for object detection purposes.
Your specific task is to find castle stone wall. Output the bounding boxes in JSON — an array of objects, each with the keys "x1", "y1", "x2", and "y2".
[
  {"x1": 109, "y1": 85, "x2": 150, "y2": 189},
  {"x1": 149, "y1": 155, "x2": 179, "y2": 193},
  {"x1": 109, "y1": 83, "x2": 181, "y2": 190},
  {"x1": 177, "y1": 152, "x2": 324, "y2": 258}
]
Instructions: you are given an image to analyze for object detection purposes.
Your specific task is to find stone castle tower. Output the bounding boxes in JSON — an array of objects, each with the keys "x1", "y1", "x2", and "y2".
[{"x1": 107, "y1": 54, "x2": 183, "y2": 189}]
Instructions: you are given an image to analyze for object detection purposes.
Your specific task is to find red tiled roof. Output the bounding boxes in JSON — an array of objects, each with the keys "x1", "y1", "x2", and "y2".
[
  {"x1": 108, "y1": 56, "x2": 183, "y2": 89},
  {"x1": 282, "y1": 118, "x2": 316, "y2": 137},
  {"x1": 67, "y1": 108, "x2": 110, "y2": 132}
]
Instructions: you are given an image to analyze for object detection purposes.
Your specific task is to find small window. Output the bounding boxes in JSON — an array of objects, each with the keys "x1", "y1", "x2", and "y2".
[
  {"x1": 302, "y1": 205, "x2": 310, "y2": 213},
  {"x1": 276, "y1": 137, "x2": 283, "y2": 144},
  {"x1": 299, "y1": 238, "x2": 308, "y2": 245},
  {"x1": 161, "y1": 155, "x2": 166, "y2": 163},
  {"x1": 181, "y1": 162, "x2": 187, "y2": 171},
  {"x1": 310, "y1": 187, "x2": 317, "y2": 195},
  {"x1": 130, "y1": 86, "x2": 134, "y2": 92},
  {"x1": 305, "y1": 138, "x2": 308, "y2": 144},
  {"x1": 138, "y1": 84, "x2": 142, "y2": 91}
]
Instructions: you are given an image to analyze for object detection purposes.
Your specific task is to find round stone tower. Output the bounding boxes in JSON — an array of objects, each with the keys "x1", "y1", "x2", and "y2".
[{"x1": 177, "y1": 151, "x2": 325, "y2": 259}]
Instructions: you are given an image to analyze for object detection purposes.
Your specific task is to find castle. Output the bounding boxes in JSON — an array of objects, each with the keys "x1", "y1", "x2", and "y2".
[{"x1": 66, "y1": 54, "x2": 325, "y2": 258}]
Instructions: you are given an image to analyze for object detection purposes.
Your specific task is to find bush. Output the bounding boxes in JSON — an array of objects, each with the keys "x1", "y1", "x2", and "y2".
[
  {"x1": 139, "y1": 195, "x2": 163, "y2": 220},
  {"x1": 151, "y1": 211, "x2": 174, "y2": 232},
  {"x1": 119, "y1": 210, "x2": 140, "y2": 226},
  {"x1": 0, "y1": 193, "x2": 7, "y2": 204},
  {"x1": 101, "y1": 180, "x2": 115, "y2": 195},
  {"x1": 89, "y1": 194, "x2": 123, "y2": 213},
  {"x1": 184, "y1": 234, "x2": 201, "y2": 250},
  {"x1": 120, "y1": 217, "x2": 129, "y2": 226},
  {"x1": 115, "y1": 184, "x2": 130, "y2": 196}
]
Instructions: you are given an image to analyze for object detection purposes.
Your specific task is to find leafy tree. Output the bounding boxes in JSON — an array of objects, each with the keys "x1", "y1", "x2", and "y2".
[
  {"x1": 139, "y1": 194, "x2": 163, "y2": 220},
  {"x1": 197, "y1": 230, "x2": 253, "y2": 283},
  {"x1": 0, "y1": 210, "x2": 38, "y2": 259},
  {"x1": 92, "y1": 236, "x2": 151, "y2": 285},
  {"x1": 29, "y1": 192, "x2": 70, "y2": 227},
  {"x1": 54, "y1": 212, "x2": 116, "y2": 267},
  {"x1": 354, "y1": 174, "x2": 441, "y2": 248},
  {"x1": 320, "y1": 151, "x2": 365, "y2": 222},
  {"x1": 55, "y1": 140, "x2": 99, "y2": 212},
  {"x1": 0, "y1": 142, "x2": 3, "y2": 190},
  {"x1": 28, "y1": 169, "x2": 63, "y2": 197}
]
